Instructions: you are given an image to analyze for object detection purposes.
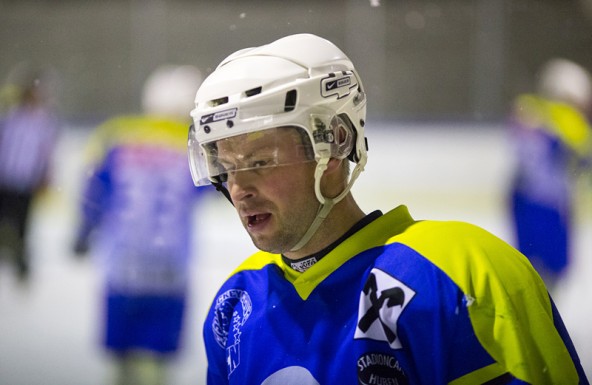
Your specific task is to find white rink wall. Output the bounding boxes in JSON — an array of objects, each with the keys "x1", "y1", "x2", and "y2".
[{"x1": 0, "y1": 121, "x2": 591, "y2": 384}]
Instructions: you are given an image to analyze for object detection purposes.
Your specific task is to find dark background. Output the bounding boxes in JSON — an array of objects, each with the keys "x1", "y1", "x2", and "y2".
[{"x1": 1, "y1": 0, "x2": 591, "y2": 123}]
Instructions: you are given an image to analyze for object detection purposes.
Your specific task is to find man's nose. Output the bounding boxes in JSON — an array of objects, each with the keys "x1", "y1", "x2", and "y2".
[{"x1": 228, "y1": 170, "x2": 256, "y2": 201}]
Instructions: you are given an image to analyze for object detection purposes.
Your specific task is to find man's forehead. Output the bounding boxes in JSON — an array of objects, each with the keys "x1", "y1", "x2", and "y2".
[{"x1": 217, "y1": 126, "x2": 302, "y2": 149}]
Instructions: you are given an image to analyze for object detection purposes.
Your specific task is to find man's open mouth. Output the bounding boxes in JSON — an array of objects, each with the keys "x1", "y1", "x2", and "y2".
[{"x1": 248, "y1": 214, "x2": 271, "y2": 227}]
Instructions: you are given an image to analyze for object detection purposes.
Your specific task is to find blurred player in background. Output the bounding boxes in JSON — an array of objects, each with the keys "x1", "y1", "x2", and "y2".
[
  {"x1": 508, "y1": 58, "x2": 592, "y2": 291},
  {"x1": 0, "y1": 64, "x2": 60, "y2": 282},
  {"x1": 73, "y1": 65, "x2": 205, "y2": 385}
]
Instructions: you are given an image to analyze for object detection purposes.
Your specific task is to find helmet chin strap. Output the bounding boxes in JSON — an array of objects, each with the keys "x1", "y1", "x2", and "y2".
[
  {"x1": 289, "y1": 200, "x2": 334, "y2": 252},
  {"x1": 289, "y1": 156, "x2": 365, "y2": 252}
]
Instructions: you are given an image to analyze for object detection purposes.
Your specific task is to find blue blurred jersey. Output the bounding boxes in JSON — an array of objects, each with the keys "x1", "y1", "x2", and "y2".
[
  {"x1": 509, "y1": 94, "x2": 592, "y2": 277},
  {"x1": 79, "y1": 115, "x2": 201, "y2": 296},
  {"x1": 204, "y1": 206, "x2": 588, "y2": 385}
]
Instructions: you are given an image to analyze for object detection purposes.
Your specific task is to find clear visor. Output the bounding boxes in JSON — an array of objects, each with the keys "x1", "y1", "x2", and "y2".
[{"x1": 188, "y1": 126, "x2": 315, "y2": 186}]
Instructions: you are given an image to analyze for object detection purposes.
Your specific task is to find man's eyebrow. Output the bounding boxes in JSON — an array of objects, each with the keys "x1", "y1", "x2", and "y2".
[
  {"x1": 217, "y1": 143, "x2": 274, "y2": 164},
  {"x1": 241, "y1": 143, "x2": 277, "y2": 158}
]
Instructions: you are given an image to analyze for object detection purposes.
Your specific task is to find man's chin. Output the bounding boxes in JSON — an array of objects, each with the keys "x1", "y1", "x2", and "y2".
[{"x1": 250, "y1": 236, "x2": 285, "y2": 255}]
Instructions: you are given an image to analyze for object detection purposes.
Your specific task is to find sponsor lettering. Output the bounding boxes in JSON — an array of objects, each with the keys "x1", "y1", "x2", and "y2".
[
  {"x1": 321, "y1": 72, "x2": 357, "y2": 99},
  {"x1": 325, "y1": 76, "x2": 352, "y2": 92},
  {"x1": 199, "y1": 108, "x2": 237, "y2": 125},
  {"x1": 357, "y1": 353, "x2": 408, "y2": 385},
  {"x1": 214, "y1": 109, "x2": 237, "y2": 121},
  {"x1": 357, "y1": 353, "x2": 399, "y2": 371},
  {"x1": 290, "y1": 257, "x2": 318, "y2": 272}
]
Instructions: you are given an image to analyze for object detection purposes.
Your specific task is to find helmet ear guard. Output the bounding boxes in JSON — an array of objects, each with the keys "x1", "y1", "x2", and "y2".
[
  {"x1": 312, "y1": 112, "x2": 367, "y2": 166},
  {"x1": 310, "y1": 114, "x2": 353, "y2": 162},
  {"x1": 330, "y1": 113, "x2": 368, "y2": 164}
]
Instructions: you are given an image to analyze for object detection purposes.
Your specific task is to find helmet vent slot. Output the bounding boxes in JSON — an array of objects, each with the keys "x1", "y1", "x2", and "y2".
[
  {"x1": 245, "y1": 87, "x2": 262, "y2": 97},
  {"x1": 284, "y1": 89, "x2": 297, "y2": 112},
  {"x1": 209, "y1": 97, "x2": 228, "y2": 107}
]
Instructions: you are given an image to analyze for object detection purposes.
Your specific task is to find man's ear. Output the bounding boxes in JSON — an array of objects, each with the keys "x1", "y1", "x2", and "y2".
[
  {"x1": 320, "y1": 158, "x2": 346, "y2": 198},
  {"x1": 325, "y1": 158, "x2": 343, "y2": 175}
]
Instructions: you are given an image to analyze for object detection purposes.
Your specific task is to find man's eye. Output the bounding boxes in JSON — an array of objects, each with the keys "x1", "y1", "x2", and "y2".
[{"x1": 251, "y1": 159, "x2": 270, "y2": 168}]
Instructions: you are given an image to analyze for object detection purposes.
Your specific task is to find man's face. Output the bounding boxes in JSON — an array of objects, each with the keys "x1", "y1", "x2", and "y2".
[{"x1": 215, "y1": 127, "x2": 318, "y2": 253}]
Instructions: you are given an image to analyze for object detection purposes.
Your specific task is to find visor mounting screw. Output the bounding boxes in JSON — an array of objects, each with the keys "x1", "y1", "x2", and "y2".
[
  {"x1": 204, "y1": 125, "x2": 211, "y2": 133},
  {"x1": 226, "y1": 120, "x2": 234, "y2": 128}
]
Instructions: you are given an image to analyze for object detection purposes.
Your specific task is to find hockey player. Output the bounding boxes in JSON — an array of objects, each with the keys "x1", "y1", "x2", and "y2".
[
  {"x1": 188, "y1": 34, "x2": 589, "y2": 384},
  {"x1": 0, "y1": 65, "x2": 60, "y2": 281},
  {"x1": 508, "y1": 58, "x2": 592, "y2": 291},
  {"x1": 74, "y1": 65, "x2": 205, "y2": 385}
]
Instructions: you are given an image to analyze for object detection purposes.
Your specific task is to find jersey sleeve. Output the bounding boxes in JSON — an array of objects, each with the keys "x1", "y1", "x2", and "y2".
[{"x1": 391, "y1": 220, "x2": 584, "y2": 384}]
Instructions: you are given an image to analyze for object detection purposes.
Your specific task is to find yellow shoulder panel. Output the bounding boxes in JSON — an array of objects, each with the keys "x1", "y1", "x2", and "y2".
[{"x1": 392, "y1": 220, "x2": 578, "y2": 384}]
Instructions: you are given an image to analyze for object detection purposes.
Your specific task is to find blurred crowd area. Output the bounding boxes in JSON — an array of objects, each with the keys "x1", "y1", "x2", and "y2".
[{"x1": 1, "y1": 0, "x2": 592, "y2": 122}]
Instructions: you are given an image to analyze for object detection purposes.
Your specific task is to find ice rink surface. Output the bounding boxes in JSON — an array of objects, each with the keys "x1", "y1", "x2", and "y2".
[{"x1": 1, "y1": 121, "x2": 591, "y2": 384}]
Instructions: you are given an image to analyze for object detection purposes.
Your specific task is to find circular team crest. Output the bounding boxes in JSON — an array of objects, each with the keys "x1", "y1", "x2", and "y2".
[{"x1": 212, "y1": 289, "x2": 252, "y2": 348}]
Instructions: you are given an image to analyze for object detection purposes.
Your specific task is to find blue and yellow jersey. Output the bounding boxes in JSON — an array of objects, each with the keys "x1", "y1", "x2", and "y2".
[
  {"x1": 77, "y1": 115, "x2": 203, "y2": 295},
  {"x1": 513, "y1": 94, "x2": 591, "y2": 158},
  {"x1": 510, "y1": 94, "x2": 592, "y2": 208},
  {"x1": 203, "y1": 205, "x2": 588, "y2": 385}
]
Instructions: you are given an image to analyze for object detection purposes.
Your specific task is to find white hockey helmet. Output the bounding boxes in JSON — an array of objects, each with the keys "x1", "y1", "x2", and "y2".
[
  {"x1": 188, "y1": 33, "x2": 368, "y2": 203},
  {"x1": 537, "y1": 58, "x2": 592, "y2": 111},
  {"x1": 142, "y1": 64, "x2": 203, "y2": 120}
]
